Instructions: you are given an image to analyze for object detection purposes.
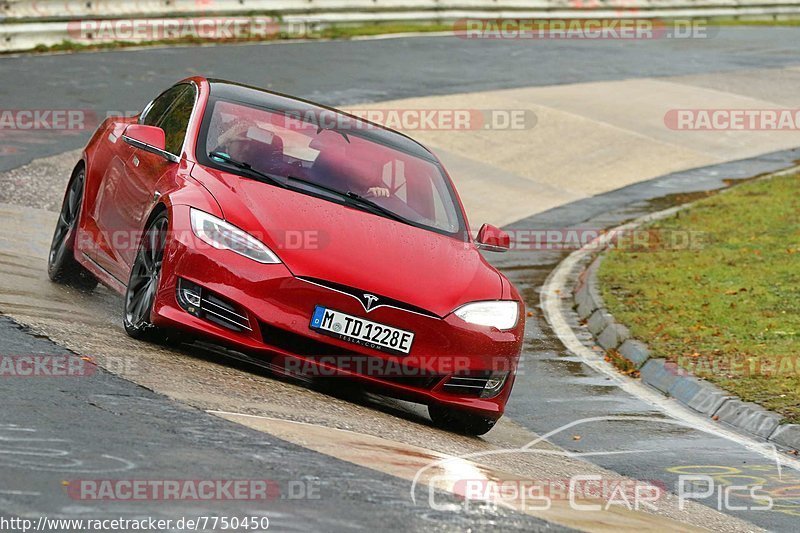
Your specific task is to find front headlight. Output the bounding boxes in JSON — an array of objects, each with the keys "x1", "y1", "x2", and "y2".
[
  {"x1": 190, "y1": 208, "x2": 281, "y2": 264},
  {"x1": 453, "y1": 301, "x2": 519, "y2": 330}
]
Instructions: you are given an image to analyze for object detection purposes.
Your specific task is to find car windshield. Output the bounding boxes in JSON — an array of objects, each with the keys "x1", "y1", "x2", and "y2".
[{"x1": 201, "y1": 99, "x2": 464, "y2": 236}]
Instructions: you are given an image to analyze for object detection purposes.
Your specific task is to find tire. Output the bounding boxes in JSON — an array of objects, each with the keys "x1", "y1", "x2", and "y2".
[
  {"x1": 428, "y1": 404, "x2": 498, "y2": 436},
  {"x1": 47, "y1": 167, "x2": 98, "y2": 291},
  {"x1": 123, "y1": 213, "x2": 169, "y2": 341}
]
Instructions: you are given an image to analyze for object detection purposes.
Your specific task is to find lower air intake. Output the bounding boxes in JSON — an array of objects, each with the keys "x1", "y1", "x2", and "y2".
[{"x1": 177, "y1": 279, "x2": 252, "y2": 333}]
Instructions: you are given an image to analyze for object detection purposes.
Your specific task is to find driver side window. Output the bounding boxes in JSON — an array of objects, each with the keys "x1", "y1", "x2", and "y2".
[
  {"x1": 159, "y1": 88, "x2": 196, "y2": 155},
  {"x1": 139, "y1": 84, "x2": 196, "y2": 156},
  {"x1": 141, "y1": 85, "x2": 186, "y2": 127}
]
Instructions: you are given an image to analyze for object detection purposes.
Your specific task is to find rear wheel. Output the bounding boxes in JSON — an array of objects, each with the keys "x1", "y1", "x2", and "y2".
[
  {"x1": 428, "y1": 404, "x2": 498, "y2": 436},
  {"x1": 123, "y1": 213, "x2": 169, "y2": 340},
  {"x1": 48, "y1": 168, "x2": 98, "y2": 291}
]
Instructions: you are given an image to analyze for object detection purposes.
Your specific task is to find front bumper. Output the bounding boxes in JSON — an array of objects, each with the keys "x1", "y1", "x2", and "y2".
[{"x1": 154, "y1": 205, "x2": 524, "y2": 418}]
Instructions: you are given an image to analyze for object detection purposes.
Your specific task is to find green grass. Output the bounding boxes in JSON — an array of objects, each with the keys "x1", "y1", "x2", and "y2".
[
  {"x1": 706, "y1": 17, "x2": 800, "y2": 27},
  {"x1": 598, "y1": 173, "x2": 800, "y2": 422},
  {"x1": 318, "y1": 22, "x2": 452, "y2": 39}
]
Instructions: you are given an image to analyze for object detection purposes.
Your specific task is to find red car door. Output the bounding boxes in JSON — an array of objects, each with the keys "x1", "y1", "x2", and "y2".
[
  {"x1": 82, "y1": 119, "x2": 137, "y2": 271},
  {"x1": 93, "y1": 84, "x2": 196, "y2": 281}
]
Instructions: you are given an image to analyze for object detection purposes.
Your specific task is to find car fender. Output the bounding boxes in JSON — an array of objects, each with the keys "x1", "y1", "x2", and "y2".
[{"x1": 156, "y1": 163, "x2": 224, "y2": 221}]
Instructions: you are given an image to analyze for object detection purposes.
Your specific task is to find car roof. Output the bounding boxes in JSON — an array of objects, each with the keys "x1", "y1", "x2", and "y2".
[{"x1": 206, "y1": 78, "x2": 436, "y2": 162}]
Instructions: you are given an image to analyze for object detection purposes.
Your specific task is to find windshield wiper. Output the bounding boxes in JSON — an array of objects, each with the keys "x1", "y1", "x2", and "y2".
[
  {"x1": 285, "y1": 174, "x2": 353, "y2": 200},
  {"x1": 285, "y1": 175, "x2": 411, "y2": 225},
  {"x1": 208, "y1": 151, "x2": 287, "y2": 188},
  {"x1": 344, "y1": 191, "x2": 412, "y2": 225}
]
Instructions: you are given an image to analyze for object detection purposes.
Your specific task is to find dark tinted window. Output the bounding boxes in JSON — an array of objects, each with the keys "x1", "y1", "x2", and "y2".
[
  {"x1": 159, "y1": 87, "x2": 196, "y2": 155},
  {"x1": 141, "y1": 85, "x2": 186, "y2": 127}
]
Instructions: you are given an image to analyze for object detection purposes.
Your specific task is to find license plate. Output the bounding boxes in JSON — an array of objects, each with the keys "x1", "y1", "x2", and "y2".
[{"x1": 310, "y1": 306, "x2": 415, "y2": 355}]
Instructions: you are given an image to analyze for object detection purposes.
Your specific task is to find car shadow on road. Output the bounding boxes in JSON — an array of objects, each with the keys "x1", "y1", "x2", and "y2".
[{"x1": 168, "y1": 338, "x2": 444, "y2": 430}]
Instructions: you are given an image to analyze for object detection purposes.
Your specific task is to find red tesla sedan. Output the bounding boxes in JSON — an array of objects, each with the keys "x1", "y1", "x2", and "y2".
[{"x1": 48, "y1": 78, "x2": 524, "y2": 435}]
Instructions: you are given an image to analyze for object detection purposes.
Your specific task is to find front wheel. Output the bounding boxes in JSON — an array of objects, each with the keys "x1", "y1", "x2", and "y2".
[
  {"x1": 123, "y1": 213, "x2": 169, "y2": 341},
  {"x1": 428, "y1": 404, "x2": 498, "y2": 436},
  {"x1": 47, "y1": 167, "x2": 98, "y2": 291}
]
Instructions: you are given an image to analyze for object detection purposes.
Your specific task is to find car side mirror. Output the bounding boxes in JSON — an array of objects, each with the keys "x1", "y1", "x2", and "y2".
[
  {"x1": 476, "y1": 224, "x2": 511, "y2": 253},
  {"x1": 122, "y1": 124, "x2": 178, "y2": 163}
]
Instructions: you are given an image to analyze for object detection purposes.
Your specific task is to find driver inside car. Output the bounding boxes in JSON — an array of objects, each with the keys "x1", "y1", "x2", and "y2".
[
  {"x1": 213, "y1": 120, "x2": 390, "y2": 198},
  {"x1": 309, "y1": 140, "x2": 391, "y2": 199},
  {"x1": 211, "y1": 119, "x2": 287, "y2": 174}
]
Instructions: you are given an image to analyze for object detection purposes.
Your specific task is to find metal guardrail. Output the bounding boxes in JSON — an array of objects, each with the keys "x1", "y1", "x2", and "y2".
[
  {"x1": 2, "y1": 1, "x2": 800, "y2": 20},
  {"x1": 2, "y1": 1, "x2": 799, "y2": 52},
  {"x1": 4, "y1": 0, "x2": 800, "y2": 20}
]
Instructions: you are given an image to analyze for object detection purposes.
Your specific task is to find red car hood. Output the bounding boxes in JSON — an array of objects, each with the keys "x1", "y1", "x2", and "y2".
[{"x1": 191, "y1": 167, "x2": 503, "y2": 317}]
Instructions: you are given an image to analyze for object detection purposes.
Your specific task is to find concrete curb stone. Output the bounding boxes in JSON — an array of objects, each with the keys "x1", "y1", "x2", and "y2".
[
  {"x1": 585, "y1": 256, "x2": 604, "y2": 311},
  {"x1": 576, "y1": 296, "x2": 598, "y2": 321},
  {"x1": 597, "y1": 323, "x2": 629, "y2": 351},
  {"x1": 672, "y1": 378, "x2": 734, "y2": 417},
  {"x1": 574, "y1": 258, "x2": 604, "y2": 320},
  {"x1": 617, "y1": 339, "x2": 650, "y2": 369},
  {"x1": 586, "y1": 309, "x2": 613, "y2": 336},
  {"x1": 715, "y1": 400, "x2": 782, "y2": 440},
  {"x1": 640, "y1": 359, "x2": 681, "y2": 395},
  {"x1": 770, "y1": 424, "x2": 800, "y2": 452}
]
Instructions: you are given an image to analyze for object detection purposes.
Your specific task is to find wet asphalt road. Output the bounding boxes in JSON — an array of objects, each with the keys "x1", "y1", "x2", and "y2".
[
  {"x1": 0, "y1": 316, "x2": 564, "y2": 532},
  {"x1": 2, "y1": 26, "x2": 800, "y2": 171},
  {"x1": 2, "y1": 29, "x2": 800, "y2": 531}
]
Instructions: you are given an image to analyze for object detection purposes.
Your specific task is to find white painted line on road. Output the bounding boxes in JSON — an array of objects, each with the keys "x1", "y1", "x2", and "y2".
[
  {"x1": 0, "y1": 490, "x2": 41, "y2": 496},
  {"x1": 350, "y1": 31, "x2": 454, "y2": 41}
]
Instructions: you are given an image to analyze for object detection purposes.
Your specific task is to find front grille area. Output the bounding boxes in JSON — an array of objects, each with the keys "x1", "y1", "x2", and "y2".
[
  {"x1": 260, "y1": 322, "x2": 344, "y2": 357},
  {"x1": 177, "y1": 279, "x2": 252, "y2": 333},
  {"x1": 259, "y1": 322, "x2": 442, "y2": 390},
  {"x1": 380, "y1": 375, "x2": 444, "y2": 390},
  {"x1": 442, "y1": 372, "x2": 493, "y2": 397}
]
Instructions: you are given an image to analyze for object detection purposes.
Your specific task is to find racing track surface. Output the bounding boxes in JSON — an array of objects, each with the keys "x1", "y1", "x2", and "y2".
[{"x1": 2, "y1": 28, "x2": 800, "y2": 531}]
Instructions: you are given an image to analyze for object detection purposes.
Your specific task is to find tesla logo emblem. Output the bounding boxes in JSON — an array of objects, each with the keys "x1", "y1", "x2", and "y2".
[{"x1": 361, "y1": 294, "x2": 379, "y2": 312}]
